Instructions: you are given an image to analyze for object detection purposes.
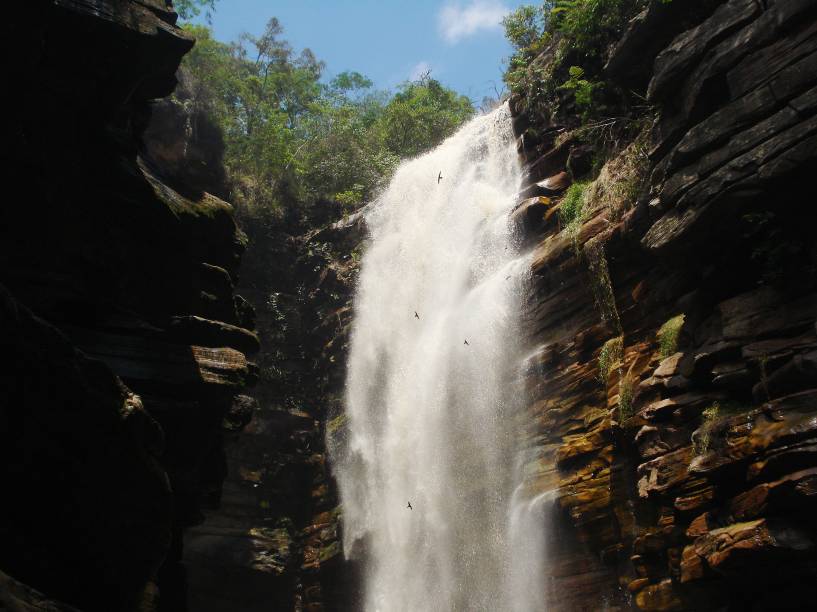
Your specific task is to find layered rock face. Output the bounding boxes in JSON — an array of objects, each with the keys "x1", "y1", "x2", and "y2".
[
  {"x1": 182, "y1": 209, "x2": 365, "y2": 611},
  {"x1": 1, "y1": 2, "x2": 256, "y2": 610},
  {"x1": 511, "y1": 0, "x2": 817, "y2": 609}
]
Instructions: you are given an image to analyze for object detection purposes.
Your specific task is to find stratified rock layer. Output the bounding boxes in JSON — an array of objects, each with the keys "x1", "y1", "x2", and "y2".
[
  {"x1": 182, "y1": 210, "x2": 365, "y2": 612},
  {"x1": 511, "y1": 0, "x2": 817, "y2": 609},
  {"x1": 1, "y1": 2, "x2": 256, "y2": 610}
]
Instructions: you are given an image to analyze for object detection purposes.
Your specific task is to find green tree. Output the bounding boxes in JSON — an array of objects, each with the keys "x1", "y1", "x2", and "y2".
[
  {"x1": 180, "y1": 20, "x2": 474, "y2": 219},
  {"x1": 380, "y1": 76, "x2": 474, "y2": 159},
  {"x1": 174, "y1": 0, "x2": 218, "y2": 21},
  {"x1": 181, "y1": 19, "x2": 324, "y2": 211},
  {"x1": 502, "y1": 4, "x2": 549, "y2": 51}
]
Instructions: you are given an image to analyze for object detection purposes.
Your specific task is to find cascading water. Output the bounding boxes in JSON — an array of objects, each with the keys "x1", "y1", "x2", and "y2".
[{"x1": 330, "y1": 106, "x2": 546, "y2": 611}]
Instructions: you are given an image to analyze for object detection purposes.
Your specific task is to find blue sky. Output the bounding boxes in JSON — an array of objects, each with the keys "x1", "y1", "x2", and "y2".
[{"x1": 194, "y1": 0, "x2": 532, "y2": 104}]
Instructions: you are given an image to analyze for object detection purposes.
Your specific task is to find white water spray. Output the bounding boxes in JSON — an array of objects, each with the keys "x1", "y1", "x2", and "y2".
[{"x1": 331, "y1": 107, "x2": 546, "y2": 611}]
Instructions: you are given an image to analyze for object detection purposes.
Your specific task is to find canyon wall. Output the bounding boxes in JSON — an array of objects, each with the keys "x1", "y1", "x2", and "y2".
[
  {"x1": 0, "y1": 2, "x2": 256, "y2": 610},
  {"x1": 8, "y1": 1, "x2": 815, "y2": 611},
  {"x1": 182, "y1": 209, "x2": 363, "y2": 612},
  {"x1": 185, "y1": 2, "x2": 817, "y2": 610},
  {"x1": 510, "y1": 0, "x2": 817, "y2": 609}
]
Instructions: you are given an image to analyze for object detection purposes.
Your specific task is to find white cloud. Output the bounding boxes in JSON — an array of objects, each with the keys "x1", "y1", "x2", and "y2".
[
  {"x1": 410, "y1": 61, "x2": 432, "y2": 81},
  {"x1": 438, "y1": 1, "x2": 510, "y2": 44}
]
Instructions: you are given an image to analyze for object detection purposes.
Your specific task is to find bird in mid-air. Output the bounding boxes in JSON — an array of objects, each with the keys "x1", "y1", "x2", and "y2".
[
  {"x1": 407, "y1": 501, "x2": 413, "y2": 510},
  {"x1": 463, "y1": 339, "x2": 469, "y2": 346},
  {"x1": 414, "y1": 311, "x2": 420, "y2": 319},
  {"x1": 437, "y1": 171, "x2": 443, "y2": 184}
]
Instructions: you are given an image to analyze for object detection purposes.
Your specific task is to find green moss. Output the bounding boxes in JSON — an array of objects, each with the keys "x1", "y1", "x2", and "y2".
[
  {"x1": 326, "y1": 413, "x2": 348, "y2": 436},
  {"x1": 560, "y1": 181, "x2": 589, "y2": 228},
  {"x1": 657, "y1": 314, "x2": 684, "y2": 358},
  {"x1": 692, "y1": 401, "x2": 746, "y2": 455},
  {"x1": 598, "y1": 335, "x2": 623, "y2": 386},
  {"x1": 504, "y1": 1, "x2": 655, "y2": 124},
  {"x1": 318, "y1": 540, "x2": 342, "y2": 563},
  {"x1": 584, "y1": 239, "x2": 622, "y2": 333},
  {"x1": 618, "y1": 376, "x2": 636, "y2": 421}
]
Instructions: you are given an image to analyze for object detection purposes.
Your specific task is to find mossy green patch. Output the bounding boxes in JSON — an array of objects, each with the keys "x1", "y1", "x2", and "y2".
[
  {"x1": 657, "y1": 314, "x2": 685, "y2": 358},
  {"x1": 618, "y1": 376, "x2": 636, "y2": 421},
  {"x1": 598, "y1": 335, "x2": 623, "y2": 386},
  {"x1": 559, "y1": 181, "x2": 590, "y2": 249},
  {"x1": 584, "y1": 238, "x2": 622, "y2": 333},
  {"x1": 692, "y1": 401, "x2": 747, "y2": 454}
]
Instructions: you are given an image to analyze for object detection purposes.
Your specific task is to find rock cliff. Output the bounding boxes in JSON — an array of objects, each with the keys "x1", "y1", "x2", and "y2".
[
  {"x1": 181, "y1": 206, "x2": 365, "y2": 612},
  {"x1": 1, "y1": 2, "x2": 256, "y2": 610},
  {"x1": 17, "y1": 1, "x2": 815, "y2": 610},
  {"x1": 510, "y1": 0, "x2": 817, "y2": 609},
  {"x1": 179, "y1": 2, "x2": 817, "y2": 610}
]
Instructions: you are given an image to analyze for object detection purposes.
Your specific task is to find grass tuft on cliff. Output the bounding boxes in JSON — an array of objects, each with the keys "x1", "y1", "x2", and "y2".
[
  {"x1": 598, "y1": 335, "x2": 623, "y2": 386},
  {"x1": 692, "y1": 401, "x2": 746, "y2": 455},
  {"x1": 657, "y1": 314, "x2": 684, "y2": 358}
]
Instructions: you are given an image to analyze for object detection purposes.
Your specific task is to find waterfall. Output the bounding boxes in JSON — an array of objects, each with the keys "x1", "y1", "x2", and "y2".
[{"x1": 330, "y1": 106, "x2": 545, "y2": 611}]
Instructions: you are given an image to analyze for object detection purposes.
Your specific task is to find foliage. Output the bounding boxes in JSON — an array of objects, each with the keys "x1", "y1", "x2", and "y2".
[
  {"x1": 503, "y1": 1, "x2": 654, "y2": 123},
  {"x1": 180, "y1": 21, "x2": 474, "y2": 221},
  {"x1": 174, "y1": 0, "x2": 218, "y2": 20},
  {"x1": 559, "y1": 180, "x2": 589, "y2": 251},
  {"x1": 692, "y1": 401, "x2": 745, "y2": 455},
  {"x1": 582, "y1": 128, "x2": 651, "y2": 218},
  {"x1": 503, "y1": 4, "x2": 554, "y2": 116},
  {"x1": 503, "y1": 5, "x2": 551, "y2": 51},
  {"x1": 558, "y1": 65, "x2": 595, "y2": 114},
  {"x1": 380, "y1": 76, "x2": 474, "y2": 159},
  {"x1": 598, "y1": 335, "x2": 623, "y2": 386},
  {"x1": 559, "y1": 180, "x2": 588, "y2": 227},
  {"x1": 550, "y1": 0, "x2": 647, "y2": 56},
  {"x1": 657, "y1": 314, "x2": 684, "y2": 358},
  {"x1": 618, "y1": 375, "x2": 636, "y2": 421},
  {"x1": 584, "y1": 237, "x2": 622, "y2": 333}
]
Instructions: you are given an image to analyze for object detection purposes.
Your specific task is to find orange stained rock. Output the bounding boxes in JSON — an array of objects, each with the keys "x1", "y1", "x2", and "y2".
[{"x1": 634, "y1": 578, "x2": 683, "y2": 611}]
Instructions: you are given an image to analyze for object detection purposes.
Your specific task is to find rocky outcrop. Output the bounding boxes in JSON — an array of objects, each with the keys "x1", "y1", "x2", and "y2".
[
  {"x1": 182, "y1": 208, "x2": 366, "y2": 611},
  {"x1": 511, "y1": 0, "x2": 817, "y2": 609},
  {"x1": 143, "y1": 66, "x2": 229, "y2": 201},
  {"x1": 1, "y1": 2, "x2": 255, "y2": 610}
]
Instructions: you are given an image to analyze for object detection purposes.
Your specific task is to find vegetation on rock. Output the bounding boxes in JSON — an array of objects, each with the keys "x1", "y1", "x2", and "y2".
[
  {"x1": 656, "y1": 314, "x2": 684, "y2": 358},
  {"x1": 598, "y1": 335, "x2": 623, "y2": 386},
  {"x1": 179, "y1": 20, "x2": 473, "y2": 224},
  {"x1": 692, "y1": 401, "x2": 746, "y2": 455},
  {"x1": 174, "y1": 0, "x2": 218, "y2": 21},
  {"x1": 617, "y1": 375, "x2": 636, "y2": 421},
  {"x1": 504, "y1": 0, "x2": 652, "y2": 122}
]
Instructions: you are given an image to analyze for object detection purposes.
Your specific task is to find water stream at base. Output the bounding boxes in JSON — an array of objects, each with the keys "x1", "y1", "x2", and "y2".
[{"x1": 330, "y1": 106, "x2": 547, "y2": 612}]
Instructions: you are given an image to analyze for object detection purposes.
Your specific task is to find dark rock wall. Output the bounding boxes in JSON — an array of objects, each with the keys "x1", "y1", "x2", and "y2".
[
  {"x1": 510, "y1": 0, "x2": 817, "y2": 609},
  {"x1": 182, "y1": 209, "x2": 366, "y2": 612},
  {"x1": 184, "y1": 2, "x2": 817, "y2": 610},
  {"x1": 1, "y1": 2, "x2": 256, "y2": 610}
]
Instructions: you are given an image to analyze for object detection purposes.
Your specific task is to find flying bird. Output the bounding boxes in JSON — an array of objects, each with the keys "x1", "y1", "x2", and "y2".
[
  {"x1": 415, "y1": 311, "x2": 420, "y2": 319},
  {"x1": 463, "y1": 339, "x2": 469, "y2": 346},
  {"x1": 438, "y1": 171, "x2": 443, "y2": 184},
  {"x1": 407, "y1": 501, "x2": 413, "y2": 510}
]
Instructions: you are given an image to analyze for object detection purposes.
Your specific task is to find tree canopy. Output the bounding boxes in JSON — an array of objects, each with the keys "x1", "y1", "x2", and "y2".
[
  {"x1": 173, "y1": 0, "x2": 218, "y2": 21},
  {"x1": 179, "y1": 19, "x2": 475, "y2": 220}
]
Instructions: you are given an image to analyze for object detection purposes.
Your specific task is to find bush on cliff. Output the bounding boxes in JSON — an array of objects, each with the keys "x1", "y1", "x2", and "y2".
[{"x1": 503, "y1": 0, "x2": 654, "y2": 123}]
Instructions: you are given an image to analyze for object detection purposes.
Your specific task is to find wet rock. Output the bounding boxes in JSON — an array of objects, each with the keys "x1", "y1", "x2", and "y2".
[
  {"x1": 518, "y1": 171, "x2": 572, "y2": 200},
  {"x1": 681, "y1": 518, "x2": 814, "y2": 583}
]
